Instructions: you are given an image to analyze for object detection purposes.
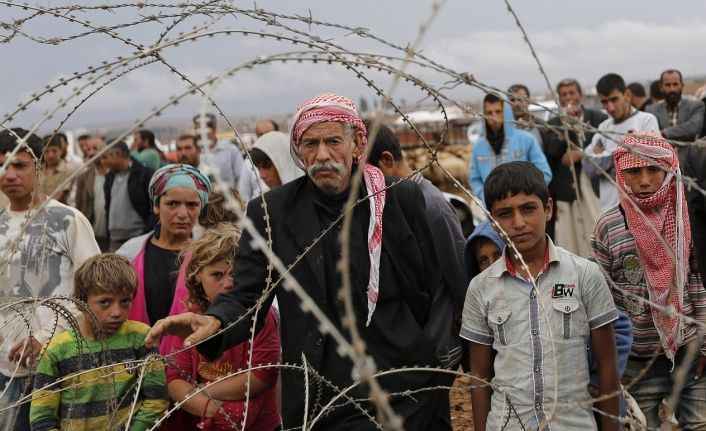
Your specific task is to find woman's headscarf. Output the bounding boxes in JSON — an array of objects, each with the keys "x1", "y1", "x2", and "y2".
[
  {"x1": 149, "y1": 164, "x2": 213, "y2": 208},
  {"x1": 614, "y1": 133, "x2": 690, "y2": 361}
]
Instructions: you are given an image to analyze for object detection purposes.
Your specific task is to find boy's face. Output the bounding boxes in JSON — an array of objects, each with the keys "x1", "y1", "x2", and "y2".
[
  {"x1": 490, "y1": 192, "x2": 552, "y2": 255},
  {"x1": 0, "y1": 151, "x2": 37, "y2": 202},
  {"x1": 483, "y1": 101, "x2": 504, "y2": 133},
  {"x1": 600, "y1": 89, "x2": 631, "y2": 122},
  {"x1": 621, "y1": 165, "x2": 666, "y2": 199},
  {"x1": 474, "y1": 239, "x2": 502, "y2": 273},
  {"x1": 86, "y1": 292, "x2": 133, "y2": 337}
]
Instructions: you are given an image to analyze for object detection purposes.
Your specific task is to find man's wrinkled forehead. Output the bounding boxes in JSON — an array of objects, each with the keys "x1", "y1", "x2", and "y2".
[{"x1": 300, "y1": 121, "x2": 348, "y2": 140}]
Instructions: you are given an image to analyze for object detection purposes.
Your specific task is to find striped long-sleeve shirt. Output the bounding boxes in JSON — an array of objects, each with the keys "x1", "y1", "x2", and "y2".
[
  {"x1": 30, "y1": 320, "x2": 168, "y2": 431},
  {"x1": 592, "y1": 205, "x2": 706, "y2": 358}
]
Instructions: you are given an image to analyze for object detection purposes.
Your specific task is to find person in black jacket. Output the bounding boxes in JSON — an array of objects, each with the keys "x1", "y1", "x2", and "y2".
[
  {"x1": 542, "y1": 78, "x2": 607, "y2": 256},
  {"x1": 103, "y1": 141, "x2": 155, "y2": 250},
  {"x1": 146, "y1": 94, "x2": 451, "y2": 430},
  {"x1": 679, "y1": 142, "x2": 706, "y2": 281}
]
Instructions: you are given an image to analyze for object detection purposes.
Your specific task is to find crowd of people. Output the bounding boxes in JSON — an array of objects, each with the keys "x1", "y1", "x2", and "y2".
[{"x1": 0, "y1": 67, "x2": 704, "y2": 431}]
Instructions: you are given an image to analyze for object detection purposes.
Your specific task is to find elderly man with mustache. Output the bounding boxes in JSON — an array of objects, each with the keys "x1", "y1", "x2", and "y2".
[{"x1": 146, "y1": 93, "x2": 451, "y2": 430}]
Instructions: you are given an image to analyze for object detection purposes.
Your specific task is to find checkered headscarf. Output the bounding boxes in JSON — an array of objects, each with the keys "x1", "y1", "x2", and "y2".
[{"x1": 614, "y1": 133, "x2": 690, "y2": 361}]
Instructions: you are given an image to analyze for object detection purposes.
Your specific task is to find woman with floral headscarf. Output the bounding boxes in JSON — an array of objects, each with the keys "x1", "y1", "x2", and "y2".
[{"x1": 117, "y1": 164, "x2": 212, "y2": 325}]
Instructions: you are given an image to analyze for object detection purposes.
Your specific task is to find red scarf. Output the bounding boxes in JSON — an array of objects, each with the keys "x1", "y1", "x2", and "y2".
[{"x1": 614, "y1": 134, "x2": 691, "y2": 360}]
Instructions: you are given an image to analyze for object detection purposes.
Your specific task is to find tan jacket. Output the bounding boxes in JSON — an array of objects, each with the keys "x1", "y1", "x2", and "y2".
[{"x1": 74, "y1": 164, "x2": 97, "y2": 224}]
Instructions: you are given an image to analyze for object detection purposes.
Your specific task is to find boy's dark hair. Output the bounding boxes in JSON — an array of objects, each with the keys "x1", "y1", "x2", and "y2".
[
  {"x1": 138, "y1": 129, "x2": 156, "y2": 148},
  {"x1": 250, "y1": 147, "x2": 273, "y2": 168},
  {"x1": 556, "y1": 78, "x2": 583, "y2": 96},
  {"x1": 106, "y1": 141, "x2": 130, "y2": 158},
  {"x1": 484, "y1": 161, "x2": 549, "y2": 210},
  {"x1": 364, "y1": 122, "x2": 402, "y2": 166},
  {"x1": 483, "y1": 93, "x2": 503, "y2": 105},
  {"x1": 650, "y1": 79, "x2": 664, "y2": 99},
  {"x1": 508, "y1": 84, "x2": 530, "y2": 97},
  {"x1": 74, "y1": 254, "x2": 137, "y2": 302},
  {"x1": 596, "y1": 73, "x2": 626, "y2": 96},
  {"x1": 627, "y1": 82, "x2": 646, "y2": 98},
  {"x1": 0, "y1": 128, "x2": 44, "y2": 160}
]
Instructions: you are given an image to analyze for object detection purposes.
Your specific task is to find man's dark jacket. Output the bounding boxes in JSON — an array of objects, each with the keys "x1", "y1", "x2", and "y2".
[
  {"x1": 103, "y1": 158, "x2": 155, "y2": 236},
  {"x1": 542, "y1": 108, "x2": 608, "y2": 202},
  {"x1": 679, "y1": 144, "x2": 706, "y2": 280},
  {"x1": 201, "y1": 175, "x2": 446, "y2": 430}
]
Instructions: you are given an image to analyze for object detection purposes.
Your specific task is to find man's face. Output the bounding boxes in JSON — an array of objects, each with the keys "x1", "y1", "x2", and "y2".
[
  {"x1": 43, "y1": 146, "x2": 62, "y2": 167},
  {"x1": 255, "y1": 120, "x2": 275, "y2": 137},
  {"x1": 621, "y1": 165, "x2": 666, "y2": 199},
  {"x1": 0, "y1": 151, "x2": 36, "y2": 202},
  {"x1": 629, "y1": 94, "x2": 647, "y2": 110},
  {"x1": 600, "y1": 89, "x2": 631, "y2": 122},
  {"x1": 484, "y1": 101, "x2": 504, "y2": 133},
  {"x1": 374, "y1": 151, "x2": 405, "y2": 178},
  {"x1": 132, "y1": 132, "x2": 144, "y2": 150},
  {"x1": 83, "y1": 138, "x2": 102, "y2": 160},
  {"x1": 474, "y1": 239, "x2": 502, "y2": 273},
  {"x1": 255, "y1": 156, "x2": 282, "y2": 189},
  {"x1": 102, "y1": 149, "x2": 122, "y2": 171},
  {"x1": 176, "y1": 138, "x2": 200, "y2": 167},
  {"x1": 153, "y1": 187, "x2": 201, "y2": 240},
  {"x1": 661, "y1": 72, "x2": 683, "y2": 106},
  {"x1": 298, "y1": 122, "x2": 356, "y2": 195},
  {"x1": 509, "y1": 89, "x2": 530, "y2": 120},
  {"x1": 490, "y1": 192, "x2": 551, "y2": 255},
  {"x1": 78, "y1": 138, "x2": 90, "y2": 154},
  {"x1": 86, "y1": 292, "x2": 132, "y2": 337},
  {"x1": 558, "y1": 84, "x2": 582, "y2": 116}
]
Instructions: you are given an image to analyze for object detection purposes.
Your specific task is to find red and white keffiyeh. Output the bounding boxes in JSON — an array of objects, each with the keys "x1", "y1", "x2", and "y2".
[
  {"x1": 614, "y1": 133, "x2": 691, "y2": 360},
  {"x1": 290, "y1": 93, "x2": 386, "y2": 326}
]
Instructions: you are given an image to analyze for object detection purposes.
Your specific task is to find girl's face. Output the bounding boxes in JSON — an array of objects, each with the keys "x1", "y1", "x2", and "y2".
[{"x1": 197, "y1": 259, "x2": 233, "y2": 303}]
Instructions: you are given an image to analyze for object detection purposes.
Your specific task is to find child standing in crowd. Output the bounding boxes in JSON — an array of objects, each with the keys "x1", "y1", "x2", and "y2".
[
  {"x1": 461, "y1": 161, "x2": 620, "y2": 430},
  {"x1": 592, "y1": 134, "x2": 706, "y2": 428},
  {"x1": 30, "y1": 254, "x2": 168, "y2": 431},
  {"x1": 165, "y1": 224, "x2": 281, "y2": 431}
]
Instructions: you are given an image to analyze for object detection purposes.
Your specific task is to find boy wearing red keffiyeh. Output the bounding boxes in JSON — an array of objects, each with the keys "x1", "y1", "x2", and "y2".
[{"x1": 592, "y1": 133, "x2": 706, "y2": 428}]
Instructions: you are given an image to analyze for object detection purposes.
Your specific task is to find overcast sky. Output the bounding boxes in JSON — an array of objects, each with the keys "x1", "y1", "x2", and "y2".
[{"x1": 2, "y1": 0, "x2": 705, "y2": 132}]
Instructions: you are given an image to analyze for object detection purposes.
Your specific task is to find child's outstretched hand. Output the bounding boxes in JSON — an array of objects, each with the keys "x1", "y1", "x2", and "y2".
[
  {"x1": 145, "y1": 312, "x2": 222, "y2": 349},
  {"x1": 8, "y1": 336, "x2": 42, "y2": 368}
]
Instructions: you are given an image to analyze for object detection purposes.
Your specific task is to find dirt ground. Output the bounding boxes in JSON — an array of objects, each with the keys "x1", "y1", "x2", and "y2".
[{"x1": 450, "y1": 375, "x2": 473, "y2": 430}]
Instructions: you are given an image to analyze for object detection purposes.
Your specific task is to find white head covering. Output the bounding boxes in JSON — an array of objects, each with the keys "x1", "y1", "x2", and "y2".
[{"x1": 251, "y1": 131, "x2": 304, "y2": 185}]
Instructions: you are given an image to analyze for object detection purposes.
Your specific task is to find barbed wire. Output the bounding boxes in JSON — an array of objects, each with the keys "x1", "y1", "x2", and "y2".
[{"x1": 0, "y1": 1, "x2": 704, "y2": 430}]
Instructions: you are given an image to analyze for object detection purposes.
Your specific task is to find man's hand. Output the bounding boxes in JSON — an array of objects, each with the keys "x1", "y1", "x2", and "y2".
[
  {"x1": 145, "y1": 312, "x2": 222, "y2": 349},
  {"x1": 561, "y1": 150, "x2": 583, "y2": 167},
  {"x1": 8, "y1": 336, "x2": 42, "y2": 368},
  {"x1": 693, "y1": 354, "x2": 706, "y2": 380}
]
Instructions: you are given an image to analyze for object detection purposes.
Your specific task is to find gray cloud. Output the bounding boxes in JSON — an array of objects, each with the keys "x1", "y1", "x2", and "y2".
[{"x1": 3, "y1": 1, "x2": 705, "y2": 132}]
